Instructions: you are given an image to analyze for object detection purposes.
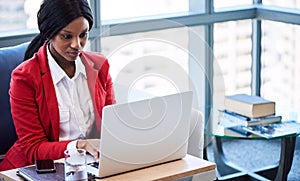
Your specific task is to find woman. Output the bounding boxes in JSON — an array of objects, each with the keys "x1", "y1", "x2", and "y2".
[{"x1": 0, "y1": 0, "x2": 115, "y2": 171}]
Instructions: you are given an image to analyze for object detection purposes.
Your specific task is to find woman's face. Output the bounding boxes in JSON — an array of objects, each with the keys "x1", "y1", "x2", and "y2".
[{"x1": 49, "y1": 17, "x2": 89, "y2": 62}]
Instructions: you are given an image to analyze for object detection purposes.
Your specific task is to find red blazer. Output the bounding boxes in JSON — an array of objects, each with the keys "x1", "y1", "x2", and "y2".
[{"x1": 0, "y1": 43, "x2": 115, "y2": 171}]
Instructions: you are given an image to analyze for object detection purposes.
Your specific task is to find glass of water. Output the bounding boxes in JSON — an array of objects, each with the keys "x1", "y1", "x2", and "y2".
[{"x1": 64, "y1": 149, "x2": 87, "y2": 181}]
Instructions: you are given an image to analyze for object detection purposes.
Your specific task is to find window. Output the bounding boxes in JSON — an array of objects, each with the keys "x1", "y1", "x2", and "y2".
[
  {"x1": 0, "y1": 0, "x2": 96, "y2": 47},
  {"x1": 0, "y1": 0, "x2": 42, "y2": 32},
  {"x1": 261, "y1": 20, "x2": 300, "y2": 119},
  {"x1": 211, "y1": 20, "x2": 252, "y2": 129},
  {"x1": 214, "y1": 0, "x2": 252, "y2": 9},
  {"x1": 24, "y1": 0, "x2": 43, "y2": 29},
  {"x1": 100, "y1": 27, "x2": 191, "y2": 102},
  {"x1": 0, "y1": 0, "x2": 93, "y2": 32},
  {"x1": 214, "y1": 20, "x2": 252, "y2": 98},
  {"x1": 2, "y1": 1, "x2": 300, "y2": 124},
  {"x1": 101, "y1": 0, "x2": 189, "y2": 21},
  {"x1": 263, "y1": 0, "x2": 300, "y2": 9}
]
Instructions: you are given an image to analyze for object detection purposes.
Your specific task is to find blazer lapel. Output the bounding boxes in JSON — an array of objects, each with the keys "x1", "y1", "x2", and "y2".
[{"x1": 80, "y1": 53, "x2": 102, "y2": 133}]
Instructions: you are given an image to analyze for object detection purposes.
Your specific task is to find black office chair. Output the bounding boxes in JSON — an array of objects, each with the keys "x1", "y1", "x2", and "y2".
[{"x1": 0, "y1": 42, "x2": 29, "y2": 160}]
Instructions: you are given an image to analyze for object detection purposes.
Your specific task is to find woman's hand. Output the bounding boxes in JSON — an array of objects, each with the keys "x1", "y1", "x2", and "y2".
[{"x1": 77, "y1": 139, "x2": 100, "y2": 161}]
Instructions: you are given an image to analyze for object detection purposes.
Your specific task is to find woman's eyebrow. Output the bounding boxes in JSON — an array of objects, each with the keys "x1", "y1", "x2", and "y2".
[
  {"x1": 61, "y1": 29, "x2": 72, "y2": 33},
  {"x1": 61, "y1": 28, "x2": 89, "y2": 34}
]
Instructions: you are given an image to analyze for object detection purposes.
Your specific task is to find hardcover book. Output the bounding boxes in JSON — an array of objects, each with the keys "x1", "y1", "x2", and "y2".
[
  {"x1": 241, "y1": 120, "x2": 300, "y2": 139},
  {"x1": 224, "y1": 94, "x2": 275, "y2": 118},
  {"x1": 224, "y1": 126, "x2": 253, "y2": 137},
  {"x1": 218, "y1": 110, "x2": 282, "y2": 127}
]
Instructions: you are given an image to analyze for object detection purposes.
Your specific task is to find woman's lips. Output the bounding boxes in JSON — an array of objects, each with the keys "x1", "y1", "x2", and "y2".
[{"x1": 68, "y1": 51, "x2": 80, "y2": 58}]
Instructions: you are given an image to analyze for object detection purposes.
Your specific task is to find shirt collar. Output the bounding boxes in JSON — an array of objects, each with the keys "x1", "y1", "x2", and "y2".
[{"x1": 47, "y1": 45, "x2": 87, "y2": 85}]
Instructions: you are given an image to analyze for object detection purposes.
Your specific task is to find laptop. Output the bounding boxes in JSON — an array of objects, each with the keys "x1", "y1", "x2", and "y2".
[{"x1": 87, "y1": 91, "x2": 193, "y2": 178}]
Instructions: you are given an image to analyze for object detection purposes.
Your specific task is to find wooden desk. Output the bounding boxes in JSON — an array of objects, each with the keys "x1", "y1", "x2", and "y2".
[{"x1": 0, "y1": 154, "x2": 216, "y2": 181}]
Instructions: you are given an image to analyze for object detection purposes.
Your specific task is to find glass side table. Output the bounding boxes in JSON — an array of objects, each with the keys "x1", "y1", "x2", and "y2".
[{"x1": 205, "y1": 123, "x2": 299, "y2": 181}]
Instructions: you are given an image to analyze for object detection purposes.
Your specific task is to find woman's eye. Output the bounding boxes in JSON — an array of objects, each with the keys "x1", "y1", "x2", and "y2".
[
  {"x1": 79, "y1": 32, "x2": 88, "y2": 38},
  {"x1": 61, "y1": 34, "x2": 72, "y2": 39}
]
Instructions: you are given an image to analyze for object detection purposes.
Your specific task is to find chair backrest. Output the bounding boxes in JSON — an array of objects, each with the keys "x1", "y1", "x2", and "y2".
[
  {"x1": 188, "y1": 109, "x2": 204, "y2": 159},
  {"x1": 0, "y1": 42, "x2": 29, "y2": 159}
]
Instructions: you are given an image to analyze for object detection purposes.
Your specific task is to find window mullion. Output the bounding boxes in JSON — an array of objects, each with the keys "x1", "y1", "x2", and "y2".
[
  {"x1": 89, "y1": 0, "x2": 101, "y2": 52},
  {"x1": 251, "y1": 19, "x2": 262, "y2": 96}
]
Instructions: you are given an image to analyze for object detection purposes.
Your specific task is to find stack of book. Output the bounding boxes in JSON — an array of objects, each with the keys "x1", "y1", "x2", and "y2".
[{"x1": 219, "y1": 94, "x2": 282, "y2": 137}]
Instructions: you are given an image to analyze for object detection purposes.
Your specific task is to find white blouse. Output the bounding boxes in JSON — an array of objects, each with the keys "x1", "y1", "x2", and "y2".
[{"x1": 47, "y1": 46, "x2": 95, "y2": 141}]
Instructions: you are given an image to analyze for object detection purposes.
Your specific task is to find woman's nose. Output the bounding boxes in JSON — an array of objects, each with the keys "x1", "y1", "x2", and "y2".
[{"x1": 71, "y1": 37, "x2": 80, "y2": 49}]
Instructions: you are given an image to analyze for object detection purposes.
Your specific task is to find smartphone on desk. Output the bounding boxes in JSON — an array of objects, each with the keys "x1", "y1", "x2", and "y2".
[{"x1": 35, "y1": 159, "x2": 56, "y2": 173}]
